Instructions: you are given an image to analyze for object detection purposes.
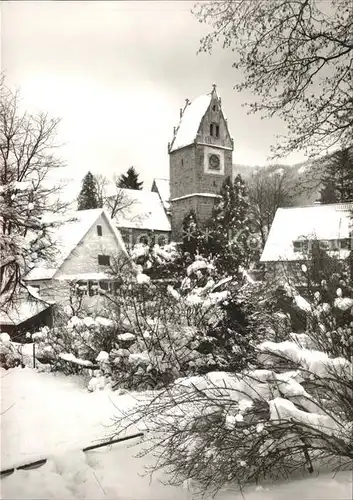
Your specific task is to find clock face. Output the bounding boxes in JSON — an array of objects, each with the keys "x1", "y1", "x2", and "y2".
[{"x1": 209, "y1": 154, "x2": 220, "y2": 170}]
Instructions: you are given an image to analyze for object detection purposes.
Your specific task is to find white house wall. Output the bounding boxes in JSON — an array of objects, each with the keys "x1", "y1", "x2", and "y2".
[{"x1": 55, "y1": 213, "x2": 123, "y2": 278}]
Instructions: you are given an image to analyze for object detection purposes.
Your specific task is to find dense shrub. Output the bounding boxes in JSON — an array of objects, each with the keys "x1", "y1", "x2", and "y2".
[{"x1": 109, "y1": 270, "x2": 353, "y2": 495}]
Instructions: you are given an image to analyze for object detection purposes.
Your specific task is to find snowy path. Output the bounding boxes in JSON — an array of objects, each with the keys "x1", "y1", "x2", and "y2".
[{"x1": 1, "y1": 367, "x2": 352, "y2": 499}]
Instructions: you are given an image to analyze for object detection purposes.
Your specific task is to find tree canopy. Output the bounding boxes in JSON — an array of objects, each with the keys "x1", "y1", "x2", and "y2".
[
  {"x1": 194, "y1": 0, "x2": 353, "y2": 157},
  {"x1": 117, "y1": 166, "x2": 143, "y2": 190},
  {"x1": 77, "y1": 171, "x2": 99, "y2": 210},
  {"x1": 319, "y1": 147, "x2": 353, "y2": 203},
  {"x1": 0, "y1": 77, "x2": 66, "y2": 308}
]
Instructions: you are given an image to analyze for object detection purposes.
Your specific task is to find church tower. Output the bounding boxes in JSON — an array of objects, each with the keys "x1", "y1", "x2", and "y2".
[{"x1": 168, "y1": 85, "x2": 234, "y2": 240}]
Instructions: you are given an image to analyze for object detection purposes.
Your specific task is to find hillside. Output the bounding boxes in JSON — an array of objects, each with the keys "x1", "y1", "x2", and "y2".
[{"x1": 233, "y1": 159, "x2": 322, "y2": 206}]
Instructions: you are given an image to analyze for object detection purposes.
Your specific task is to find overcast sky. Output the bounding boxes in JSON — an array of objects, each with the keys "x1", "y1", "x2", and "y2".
[{"x1": 2, "y1": 1, "x2": 307, "y2": 197}]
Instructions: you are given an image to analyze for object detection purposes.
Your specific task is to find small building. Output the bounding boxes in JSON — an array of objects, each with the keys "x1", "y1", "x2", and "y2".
[
  {"x1": 260, "y1": 202, "x2": 353, "y2": 278},
  {"x1": 24, "y1": 208, "x2": 128, "y2": 310},
  {"x1": 0, "y1": 298, "x2": 54, "y2": 338}
]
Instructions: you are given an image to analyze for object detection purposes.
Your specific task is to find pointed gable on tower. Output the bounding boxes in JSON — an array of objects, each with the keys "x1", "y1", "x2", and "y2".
[{"x1": 169, "y1": 84, "x2": 233, "y2": 153}]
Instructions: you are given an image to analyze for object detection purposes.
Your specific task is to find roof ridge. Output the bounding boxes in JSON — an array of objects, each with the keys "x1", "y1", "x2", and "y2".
[{"x1": 278, "y1": 202, "x2": 353, "y2": 210}]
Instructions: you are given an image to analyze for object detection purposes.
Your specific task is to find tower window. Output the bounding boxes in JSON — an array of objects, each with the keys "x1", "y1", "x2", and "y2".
[
  {"x1": 98, "y1": 254, "x2": 110, "y2": 266},
  {"x1": 97, "y1": 225, "x2": 102, "y2": 236},
  {"x1": 181, "y1": 158, "x2": 184, "y2": 166},
  {"x1": 212, "y1": 104, "x2": 217, "y2": 112},
  {"x1": 210, "y1": 123, "x2": 220, "y2": 138}
]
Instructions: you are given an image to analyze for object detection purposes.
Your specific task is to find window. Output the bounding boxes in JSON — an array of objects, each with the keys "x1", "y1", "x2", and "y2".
[
  {"x1": 99, "y1": 281, "x2": 109, "y2": 291},
  {"x1": 319, "y1": 240, "x2": 330, "y2": 251},
  {"x1": 88, "y1": 281, "x2": 97, "y2": 297},
  {"x1": 98, "y1": 254, "x2": 110, "y2": 266},
  {"x1": 210, "y1": 123, "x2": 220, "y2": 138},
  {"x1": 181, "y1": 158, "x2": 184, "y2": 167},
  {"x1": 76, "y1": 281, "x2": 88, "y2": 296},
  {"x1": 212, "y1": 104, "x2": 217, "y2": 112},
  {"x1": 293, "y1": 240, "x2": 308, "y2": 253},
  {"x1": 97, "y1": 225, "x2": 102, "y2": 236},
  {"x1": 339, "y1": 238, "x2": 351, "y2": 250}
]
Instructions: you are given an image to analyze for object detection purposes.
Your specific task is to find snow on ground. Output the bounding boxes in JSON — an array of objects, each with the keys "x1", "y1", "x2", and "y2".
[
  {"x1": 0, "y1": 367, "x2": 137, "y2": 470},
  {"x1": 1, "y1": 367, "x2": 352, "y2": 500}
]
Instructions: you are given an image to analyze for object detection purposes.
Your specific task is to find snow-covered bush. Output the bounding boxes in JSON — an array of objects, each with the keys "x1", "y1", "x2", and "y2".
[
  {"x1": 0, "y1": 332, "x2": 23, "y2": 369},
  {"x1": 33, "y1": 314, "x2": 118, "y2": 381},
  {"x1": 111, "y1": 276, "x2": 353, "y2": 494},
  {"x1": 106, "y1": 254, "x2": 272, "y2": 390},
  {"x1": 129, "y1": 241, "x2": 190, "y2": 282},
  {"x1": 113, "y1": 332, "x2": 352, "y2": 495},
  {"x1": 35, "y1": 256, "x2": 261, "y2": 391}
]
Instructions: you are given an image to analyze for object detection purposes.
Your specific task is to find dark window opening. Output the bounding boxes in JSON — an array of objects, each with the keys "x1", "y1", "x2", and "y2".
[
  {"x1": 293, "y1": 240, "x2": 306, "y2": 253},
  {"x1": 339, "y1": 238, "x2": 351, "y2": 250},
  {"x1": 88, "y1": 281, "x2": 96, "y2": 297},
  {"x1": 99, "y1": 281, "x2": 109, "y2": 291},
  {"x1": 97, "y1": 225, "x2": 102, "y2": 236},
  {"x1": 210, "y1": 123, "x2": 220, "y2": 138},
  {"x1": 212, "y1": 104, "x2": 217, "y2": 112},
  {"x1": 98, "y1": 254, "x2": 110, "y2": 266},
  {"x1": 181, "y1": 158, "x2": 184, "y2": 166}
]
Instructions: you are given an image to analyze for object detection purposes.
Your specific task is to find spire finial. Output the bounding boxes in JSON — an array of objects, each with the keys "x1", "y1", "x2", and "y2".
[{"x1": 212, "y1": 83, "x2": 217, "y2": 92}]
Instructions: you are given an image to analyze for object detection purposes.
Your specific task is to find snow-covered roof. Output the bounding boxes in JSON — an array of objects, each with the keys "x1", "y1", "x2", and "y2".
[
  {"x1": 0, "y1": 300, "x2": 50, "y2": 326},
  {"x1": 260, "y1": 203, "x2": 353, "y2": 262},
  {"x1": 171, "y1": 193, "x2": 221, "y2": 202},
  {"x1": 25, "y1": 209, "x2": 127, "y2": 281},
  {"x1": 56, "y1": 272, "x2": 114, "y2": 281},
  {"x1": 152, "y1": 178, "x2": 170, "y2": 212},
  {"x1": 109, "y1": 189, "x2": 171, "y2": 232},
  {"x1": 169, "y1": 93, "x2": 212, "y2": 152}
]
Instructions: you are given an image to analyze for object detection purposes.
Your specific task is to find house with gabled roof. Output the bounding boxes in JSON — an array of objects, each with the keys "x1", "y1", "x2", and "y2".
[
  {"x1": 24, "y1": 207, "x2": 128, "y2": 301},
  {"x1": 260, "y1": 202, "x2": 353, "y2": 278},
  {"x1": 1, "y1": 208, "x2": 128, "y2": 335}
]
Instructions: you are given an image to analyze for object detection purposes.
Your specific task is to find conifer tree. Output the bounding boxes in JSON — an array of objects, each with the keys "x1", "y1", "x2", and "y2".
[
  {"x1": 319, "y1": 147, "x2": 353, "y2": 203},
  {"x1": 182, "y1": 209, "x2": 203, "y2": 257},
  {"x1": 77, "y1": 171, "x2": 99, "y2": 210},
  {"x1": 208, "y1": 175, "x2": 256, "y2": 273},
  {"x1": 319, "y1": 179, "x2": 338, "y2": 204},
  {"x1": 117, "y1": 166, "x2": 143, "y2": 190}
]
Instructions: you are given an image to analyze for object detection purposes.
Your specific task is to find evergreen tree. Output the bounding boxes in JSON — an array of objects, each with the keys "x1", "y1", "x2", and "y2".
[
  {"x1": 319, "y1": 147, "x2": 353, "y2": 203},
  {"x1": 77, "y1": 171, "x2": 99, "y2": 210},
  {"x1": 319, "y1": 179, "x2": 338, "y2": 204},
  {"x1": 181, "y1": 210, "x2": 204, "y2": 257},
  {"x1": 208, "y1": 175, "x2": 256, "y2": 273},
  {"x1": 117, "y1": 166, "x2": 143, "y2": 190}
]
